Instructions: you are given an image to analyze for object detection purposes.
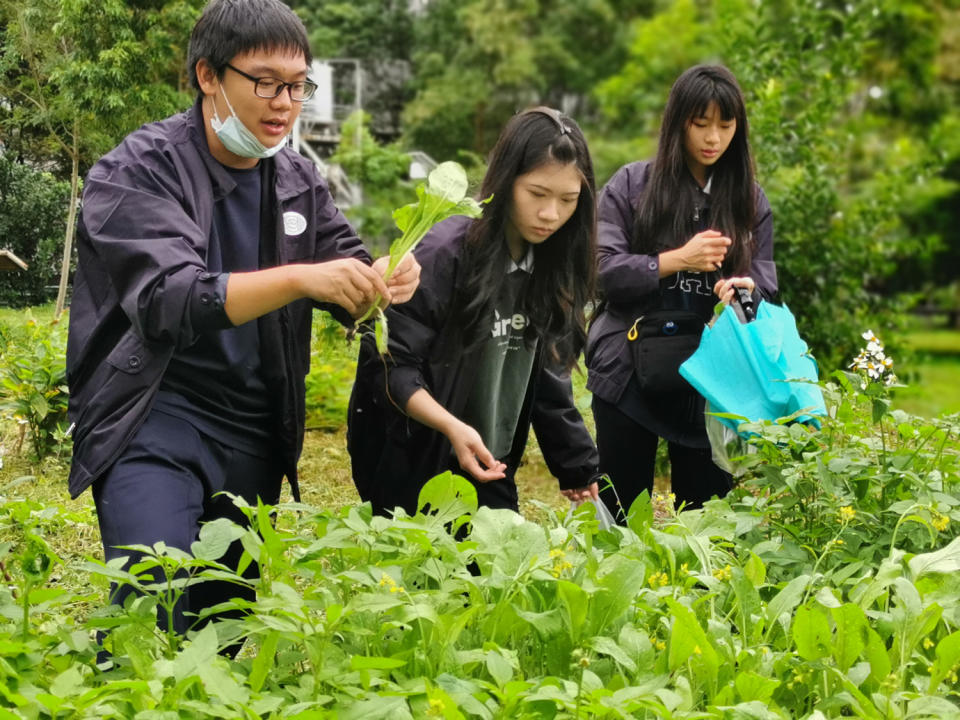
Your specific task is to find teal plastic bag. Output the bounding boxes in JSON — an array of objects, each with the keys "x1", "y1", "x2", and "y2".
[{"x1": 679, "y1": 301, "x2": 826, "y2": 435}]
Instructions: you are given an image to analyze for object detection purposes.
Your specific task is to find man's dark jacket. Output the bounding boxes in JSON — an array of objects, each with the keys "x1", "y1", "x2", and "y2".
[
  {"x1": 347, "y1": 216, "x2": 599, "y2": 516},
  {"x1": 66, "y1": 98, "x2": 368, "y2": 499}
]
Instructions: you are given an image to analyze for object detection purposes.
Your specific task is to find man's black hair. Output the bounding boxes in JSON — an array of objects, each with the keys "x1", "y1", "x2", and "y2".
[{"x1": 187, "y1": 0, "x2": 312, "y2": 91}]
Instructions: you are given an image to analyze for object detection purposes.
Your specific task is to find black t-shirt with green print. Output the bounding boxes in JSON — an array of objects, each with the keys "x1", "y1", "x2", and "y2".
[{"x1": 459, "y1": 264, "x2": 537, "y2": 460}]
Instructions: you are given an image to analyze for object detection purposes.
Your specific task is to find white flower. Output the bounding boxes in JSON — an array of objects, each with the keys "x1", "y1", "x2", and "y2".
[{"x1": 850, "y1": 330, "x2": 896, "y2": 388}]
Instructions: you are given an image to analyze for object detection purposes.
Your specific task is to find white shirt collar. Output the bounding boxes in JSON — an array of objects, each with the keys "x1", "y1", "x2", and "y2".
[
  {"x1": 702, "y1": 174, "x2": 713, "y2": 194},
  {"x1": 507, "y1": 245, "x2": 535, "y2": 273}
]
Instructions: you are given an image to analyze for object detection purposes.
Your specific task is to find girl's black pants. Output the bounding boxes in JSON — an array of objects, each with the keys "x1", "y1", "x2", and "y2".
[{"x1": 592, "y1": 395, "x2": 731, "y2": 523}]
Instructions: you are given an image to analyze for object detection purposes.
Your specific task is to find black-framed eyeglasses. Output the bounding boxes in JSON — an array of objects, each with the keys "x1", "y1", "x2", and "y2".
[{"x1": 225, "y1": 63, "x2": 318, "y2": 102}]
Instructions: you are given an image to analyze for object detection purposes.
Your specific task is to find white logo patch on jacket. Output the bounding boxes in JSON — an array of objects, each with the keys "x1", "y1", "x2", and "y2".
[{"x1": 283, "y1": 211, "x2": 307, "y2": 236}]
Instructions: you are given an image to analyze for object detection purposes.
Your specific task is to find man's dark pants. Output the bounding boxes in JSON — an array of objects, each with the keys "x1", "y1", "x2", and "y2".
[{"x1": 92, "y1": 409, "x2": 282, "y2": 649}]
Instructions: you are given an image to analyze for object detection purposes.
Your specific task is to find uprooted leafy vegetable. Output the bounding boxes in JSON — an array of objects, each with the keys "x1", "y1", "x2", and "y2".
[{"x1": 355, "y1": 161, "x2": 490, "y2": 353}]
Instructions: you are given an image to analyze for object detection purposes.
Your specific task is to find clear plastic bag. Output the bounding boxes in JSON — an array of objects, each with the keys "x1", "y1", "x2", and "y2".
[
  {"x1": 705, "y1": 403, "x2": 757, "y2": 477},
  {"x1": 570, "y1": 497, "x2": 617, "y2": 530}
]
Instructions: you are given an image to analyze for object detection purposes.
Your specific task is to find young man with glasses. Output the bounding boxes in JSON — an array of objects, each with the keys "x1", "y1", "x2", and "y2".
[{"x1": 66, "y1": 0, "x2": 419, "y2": 657}]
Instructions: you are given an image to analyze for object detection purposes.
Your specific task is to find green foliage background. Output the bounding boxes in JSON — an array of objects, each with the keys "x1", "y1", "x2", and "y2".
[
  {"x1": 0, "y1": 0, "x2": 957, "y2": 367},
  {"x1": 0, "y1": 4, "x2": 957, "y2": 712},
  {"x1": 321, "y1": 0, "x2": 960, "y2": 371},
  {"x1": 0, "y1": 156, "x2": 71, "y2": 306}
]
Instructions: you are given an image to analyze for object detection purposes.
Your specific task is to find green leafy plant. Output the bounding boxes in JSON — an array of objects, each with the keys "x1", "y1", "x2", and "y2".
[
  {"x1": 0, "y1": 316, "x2": 70, "y2": 460},
  {"x1": 304, "y1": 311, "x2": 360, "y2": 429},
  {"x1": 355, "y1": 160, "x2": 489, "y2": 353},
  {"x1": 1, "y1": 328, "x2": 959, "y2": 716}
]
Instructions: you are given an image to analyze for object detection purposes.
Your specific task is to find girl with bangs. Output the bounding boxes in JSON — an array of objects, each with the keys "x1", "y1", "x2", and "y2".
[
  {"x1": 349, "y1": 107, "x2": 603, "y2": 516},
  {"x1": 585, "y1": 64, "x2": 779, "y2": 519}
]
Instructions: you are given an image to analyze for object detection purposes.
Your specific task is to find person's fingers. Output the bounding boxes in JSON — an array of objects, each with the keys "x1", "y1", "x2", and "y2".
[
  {"x1": 697, "y1": 229, "x2": 724, "y2": 239},
  {"x1": 561, "y1": 484, "x2": 600, "y2": 502},
  {"x1": 331, "y1": 273, "x2": 365, "y2": 314},
  {"x1": 451, "y1": 426, "x2": 506, "y2": 482},
  {"x1": 386, "y1": 264, "x2": 421, "y2": 304},
  {"x1": 390, "y1": 253, "x2": 420, "y2": 280},
  {"x1": 356, "y1": 261, "x2": 392, "y2": 303},
  {"x1": 390, "y1": 275, "x2": 421, "y2": 301},
  {"x1": 374, "y1": 254, "x2": 421, "y2": 298},
  {"x1": 460, "y1": 454, "x2": 506, "y2": 483},
  {"x1": 471, "y1": 441, "x2": 503, "y2": 478}
]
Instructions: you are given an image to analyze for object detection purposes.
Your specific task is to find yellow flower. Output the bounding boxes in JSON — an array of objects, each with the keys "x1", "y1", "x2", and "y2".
[
  {"x1": 924, "y1": 638, "x2": 935, "y2": 650},
  {"x1": 647, "y1": 571, "x2": 670, "y2": 588},
  {"x1": 712, "y1": 565, "x2": 733, "y2": 581},
  {"x1": 551, "y1": 559, "x2": 574, "y2": 578},
  {"x1": 933, "y1": 514, "x2": 950, "y2": 532},
  {"x1": 693, "y1": 645, "x2": 702, "y2": 656},
  {"x1": 550, "y1": 548, "x2": 565, "y2": 559},
  {"x1": 655, "y1": 640, "x2": 666, "y2": 651},
  {"x1": 427, "y1": 697, "x2": 446, "y2": 716},
  {"x1": 578, "y1": 656, "x2": 591, "y2": 668},
  {"x1": 838, "y1": 506, "x2": 856, "y2": 522}
]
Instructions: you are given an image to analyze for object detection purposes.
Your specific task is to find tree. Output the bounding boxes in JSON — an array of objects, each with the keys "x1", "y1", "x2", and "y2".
[
  {"x1": 0, "y1": 154, "x2": 71, "y2": 306},
  {"x1": 0, "y1": 0, "x2": 203, "y2": 316},
  {"x1": 403, "y1": 0, "x2": 631, "y2": 161},
  {"x1": 329, "y1": 111, "x2": 414, "y2": 253},
  {"x1": 292, "y1": 0, "x2": 415, "y2": 136}
]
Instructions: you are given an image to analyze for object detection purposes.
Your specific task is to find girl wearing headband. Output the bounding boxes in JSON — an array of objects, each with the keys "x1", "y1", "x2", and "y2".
[{"x1": 349, "y1": 107, "x2": 603, "y2": 516}]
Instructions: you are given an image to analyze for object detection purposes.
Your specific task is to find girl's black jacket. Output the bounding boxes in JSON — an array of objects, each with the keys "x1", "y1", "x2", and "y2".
[
  {"x1": 586, "y1": 161, "x2": 778, "y2": 408},
  {"x1": 347, "y1": 216, "x2": 600, "y2": 515}
]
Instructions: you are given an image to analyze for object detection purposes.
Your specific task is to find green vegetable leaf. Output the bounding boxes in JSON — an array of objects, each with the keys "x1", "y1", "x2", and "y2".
[
  {"x1": 427, "y1": 160, "x2": 469, "y2": 200},
  {"x1": 354, "y1": 160, "x2": 491, "y2": 347}
]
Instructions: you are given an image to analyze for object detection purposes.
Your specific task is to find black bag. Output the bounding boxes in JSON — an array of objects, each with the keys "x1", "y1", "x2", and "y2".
[{"x1": 627, "y1": 309, "x2": 705, "y2": 394}]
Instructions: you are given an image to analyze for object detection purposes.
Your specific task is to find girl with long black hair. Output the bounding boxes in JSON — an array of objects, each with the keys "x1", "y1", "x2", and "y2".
[
  {"x1": 586, "y1": 64, "x2": 778, "y2": 518},
  {"x1": 349, "y1": 107, "x2": 603, "y2": 516}
]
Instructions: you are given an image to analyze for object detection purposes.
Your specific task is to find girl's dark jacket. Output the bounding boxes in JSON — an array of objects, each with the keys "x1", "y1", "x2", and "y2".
[
  {"x1": 586, "y1": 161, "x2": 778, "y2": 406},
  {"x1": 347, "y1": 216, "x2": 600, "y2": 515},
  {"x1": 66, "y1": 98, "x2": 369, "y2": 499}
]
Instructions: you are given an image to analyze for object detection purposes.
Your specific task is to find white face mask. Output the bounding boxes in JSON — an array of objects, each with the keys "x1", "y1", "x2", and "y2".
[{"x1": 209, "y1": 86, "x2": 286, "y2": 159}]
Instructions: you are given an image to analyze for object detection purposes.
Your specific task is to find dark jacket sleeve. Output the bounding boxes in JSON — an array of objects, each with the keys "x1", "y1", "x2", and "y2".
[
  {"x1": 749, "y1": 186, "x2": 778, "y2": 299},
  {"x1": 80, "y1": 144, "x2": 231, "y2": 348},
  {"x1": 596, "y1": 162, "x2": 663, "y2": 304},
  {"x1": 531, "y1": 360, "x2": 600, "y2": 491}
]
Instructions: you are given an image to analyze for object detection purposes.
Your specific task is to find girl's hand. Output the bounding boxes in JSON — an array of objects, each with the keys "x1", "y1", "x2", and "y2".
[
  {"x1": 560, "y1": 482, "x2": 599, "y2": 502},
  {"x1": 447, "y1": 420, "x2": 507, "y2": 483},
  {"x1": 679, "y1": 229, "x2": 731, "y2": 273},
  {"x1": 381, "y1": 253, "x2": 421, "y2": 305},
  {"x1": 713, "y1": 276, "x2": 756, "y2": 304}
]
